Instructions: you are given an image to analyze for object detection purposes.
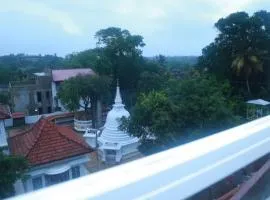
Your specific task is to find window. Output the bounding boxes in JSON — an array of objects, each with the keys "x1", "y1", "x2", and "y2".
[
  {"x1": 47, "y1": 106, "x2": 51, "y2": 113},
  {"x1": 38, "y1": 107, "x2": 43, "y2": 115},
  {"x1": 32, "y1": 176, "x2": 43, "y2": 190},
  {"x1": 45, "y1": 171, "x2": 70, "y2": 186},
  {"x1": 37, "y1": 91, "x2": 42, "y2": 102},
  {"x1": 107, "y1": 150, "x2": 116, "y2": 155},
  {"x1": 71, "y1": 166, "x2": 80, "y2": 179},
  {"x1": 46, "y1": 91, "x2": 50, "y2": 100}
]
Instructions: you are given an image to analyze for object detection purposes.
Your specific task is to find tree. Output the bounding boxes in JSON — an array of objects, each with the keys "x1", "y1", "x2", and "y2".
[
  {"x1": 64, "y1": 49, "x2": 100, "y2": 69},
  {"x1": 0, "y1": 93, "x2": 9, "y2": 105},
  {"x1": 198, "y1": 11, "x2": 270, "y2": 97},
  {"x1": 155, "y1": 54, "x2": 166, "y2": 66},
  {"x1": 231, "y1": 50, "x2": 263, "y2": 94},
  {"x1": 0, "y1": 151, "x2": 28, "y2": 198},
  {"x1": 95, "y1": 27, "x2": 145, "y2": 90},
  {"x1": 58, "y1": 75, "x2": 111, "y2": 127},
  {"x1": 123, "y1": 72, "x2": 241, "y2": 151}
]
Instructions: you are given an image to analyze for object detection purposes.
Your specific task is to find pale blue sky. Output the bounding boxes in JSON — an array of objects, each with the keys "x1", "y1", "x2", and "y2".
[{"x1": 0, "y1": 0, "x2": 269, "y2": 57}]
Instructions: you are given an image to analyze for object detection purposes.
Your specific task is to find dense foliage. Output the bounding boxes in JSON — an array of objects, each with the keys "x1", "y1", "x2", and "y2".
[
  {"x1": 122, "y1": 72, "x2": 242, "y2": 152},
  {"x1": 198, "y1": 10, "x2": 270, "y2": 98},
  {"x1": 58, "y1": 75, "x2": 111, "y2": 127},
  {"x1": 0, "y1": 151, "x2": 28, "y2": 198},
  {"x1": 0, "y1": 54, "x2": 64, "y2": 84}
]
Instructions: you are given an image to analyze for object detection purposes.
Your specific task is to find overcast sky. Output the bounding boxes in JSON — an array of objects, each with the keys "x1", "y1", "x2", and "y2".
[{"x1": 0, "y1": 0, "x2": 269, "y2": 57}]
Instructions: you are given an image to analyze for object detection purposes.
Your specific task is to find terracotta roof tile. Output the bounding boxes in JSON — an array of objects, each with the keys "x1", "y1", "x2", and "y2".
[
  {"x1": 8, "y1": 117, "x2": 93, "y2": 166},
  {"x1": 12, "y1": 112, "x2": 25, "y2": 119}
]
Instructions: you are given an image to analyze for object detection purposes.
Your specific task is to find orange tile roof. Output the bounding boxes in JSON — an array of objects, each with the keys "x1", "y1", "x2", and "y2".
[
  {"x1": 12, "y1": 112, "x2": 25, "y2": 119},
  {"x1": 8, "y1": 117, "x2": 93, "y2": 166}
]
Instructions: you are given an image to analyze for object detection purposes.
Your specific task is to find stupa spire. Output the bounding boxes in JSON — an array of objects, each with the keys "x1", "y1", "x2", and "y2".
[{"x1": 114, "y1": 79, "x2": 122, "y2": 104}]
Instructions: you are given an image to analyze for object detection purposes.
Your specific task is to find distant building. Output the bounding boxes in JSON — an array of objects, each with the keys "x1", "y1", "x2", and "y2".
[
  {"x1": 9, "y1": 73, "x2": 52, "y2": 115},
  {"x1": 51, "y1": 69, "x2": 95, "y2": 112},
  {"x1": 8, "y1": 117, "x2": 93, "y2": 194}
]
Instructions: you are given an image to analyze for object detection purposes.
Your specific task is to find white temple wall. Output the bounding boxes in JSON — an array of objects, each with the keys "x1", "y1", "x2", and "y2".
[{"x1": 122, "y1": 143, "x2": 139, "y2": 155}]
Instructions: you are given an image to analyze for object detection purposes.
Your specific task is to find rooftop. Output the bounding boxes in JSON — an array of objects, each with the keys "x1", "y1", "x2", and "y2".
[
  {"x1": 8, "y1": 117, "x2": 93, "y2": 166},
  {"x1": 52, "y1": 68, "x2": 95, "y2": 82}
]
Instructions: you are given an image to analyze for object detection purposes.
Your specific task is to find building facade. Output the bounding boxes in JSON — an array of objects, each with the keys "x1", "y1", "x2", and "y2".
[{"x1": 9, "y1": 73, "x2": 52, "y2": 115}]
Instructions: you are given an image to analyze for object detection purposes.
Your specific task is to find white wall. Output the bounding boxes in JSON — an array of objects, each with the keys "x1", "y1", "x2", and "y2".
[
  {"x1": 51, "y1": 82, "x2": 57, "y2": 109},
  {"x1": 0, "y1": 120, "x2": 7, "y2": 148},
  {"x1": 15, "y1": 154, "x2": 91, "y2": 195},
  {"x1": 51, "y1": 82, "x2": 66, "y2": 112},
  {"x1": 4, "y1": 118, "x2": 13, "y2": 127},
  {"x1": 25, "y1": 115, "x2": 42, "y2": 124}
]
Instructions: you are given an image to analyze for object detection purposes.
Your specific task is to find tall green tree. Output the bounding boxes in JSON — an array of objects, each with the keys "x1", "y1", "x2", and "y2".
[
  {"x1": 198, "y1": 11, "x2": 270, "y2": 97},
  {"x1": 95, "y1": 27, "x2": 145, "y2": 90},
  {"x1": 231, "y1": 51, "x2": 263, "y2": 94},
  {"x1": 58, "y1": 75, "x2": 111, "y2": 127},
  {"x1": 64, "y1": 49, "x2": 100, "y2": 68},
  {"x1": 0, "y1": 151, "x2": 28, "y2": 198}
]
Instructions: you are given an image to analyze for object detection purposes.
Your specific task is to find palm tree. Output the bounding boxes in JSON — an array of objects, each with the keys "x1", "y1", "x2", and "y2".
[{"x1": 231, "y1": 51, "x2": 263, "y2": 95}]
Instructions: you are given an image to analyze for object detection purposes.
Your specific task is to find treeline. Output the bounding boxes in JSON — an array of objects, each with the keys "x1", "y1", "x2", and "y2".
[
  {"x1": 0, "y1": 54, "x2": 64, "y2": 84},
  {"x1": 0, "y1": 53, "x2": 197, "y2": 84}
]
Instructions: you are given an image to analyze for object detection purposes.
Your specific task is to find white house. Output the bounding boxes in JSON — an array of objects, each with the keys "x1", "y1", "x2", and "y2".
[{"x1": 8, "y1": 117, "x2": 94, "y2": 194}]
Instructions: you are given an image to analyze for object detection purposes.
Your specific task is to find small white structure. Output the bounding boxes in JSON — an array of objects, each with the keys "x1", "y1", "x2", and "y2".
[
  {"x1": 84, "y1": 128, "x2": 100, "y2": 148},
  {"x1": 97, "y1": 85, "x2": 139, "y2": 163},
  {"x1": 246, "y1": 99, "x2": 270, "y2": 120}
]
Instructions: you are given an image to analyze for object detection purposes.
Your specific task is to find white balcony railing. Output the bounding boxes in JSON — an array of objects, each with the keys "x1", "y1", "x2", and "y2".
[{"x1": 11, "y1": 116, "x2": 270, "y2": 200}]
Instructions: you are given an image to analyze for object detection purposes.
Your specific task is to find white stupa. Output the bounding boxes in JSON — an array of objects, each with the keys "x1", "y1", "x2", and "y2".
[{"x1": 98, "y1": 84, "x2": 139, "y2": 163}]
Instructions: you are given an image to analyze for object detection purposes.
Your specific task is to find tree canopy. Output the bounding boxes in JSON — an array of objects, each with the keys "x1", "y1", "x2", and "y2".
[
  {"x1": 94, "y1": 27, "x2": 145, "y2": 90},
  {"x1": 123, "y1": 72, "x2": 242, "y2": 151},
  {"x1": 58, "y1": 75, "x2": 111, "y2": 127},
  {"x1": 0, "y1": 151, "x2": 28, "y2": 198},
  {"x1": 198, "y1": 10, "x2": 270, "y2": 98}
]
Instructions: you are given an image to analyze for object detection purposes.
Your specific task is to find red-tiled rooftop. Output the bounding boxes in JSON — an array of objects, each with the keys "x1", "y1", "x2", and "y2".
[
  {"x1": 12, "y1": 112, "x2": 25, "y2": 119},
  {"x1": 0, "y1": 104, "x2": 11, "y2": 120},
  {"x1": 52, "y1": 68, "x2": 95, "y2": 82},
  {"x1": 8, "y1": 117, "x2": 93, "y2": 166}
]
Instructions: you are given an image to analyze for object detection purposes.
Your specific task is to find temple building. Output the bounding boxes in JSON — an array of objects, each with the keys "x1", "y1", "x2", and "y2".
[{"x1": 84, "y1": 85, "x2": 140, "y2": 164}]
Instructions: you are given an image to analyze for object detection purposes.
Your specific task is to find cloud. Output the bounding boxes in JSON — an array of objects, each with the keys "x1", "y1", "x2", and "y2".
[
  {"x1": 0, "y1": 0, "x2": 82, "y2": 36},
  {"x1": 112, "y1": 0, "x2": 167, "y2": 20},
  {"x1": 0, "y1": 0, "x2": 268, "y2": 56},
  {"x1": 198, "y1": 0, "x2": 262, "y2": 21}
]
